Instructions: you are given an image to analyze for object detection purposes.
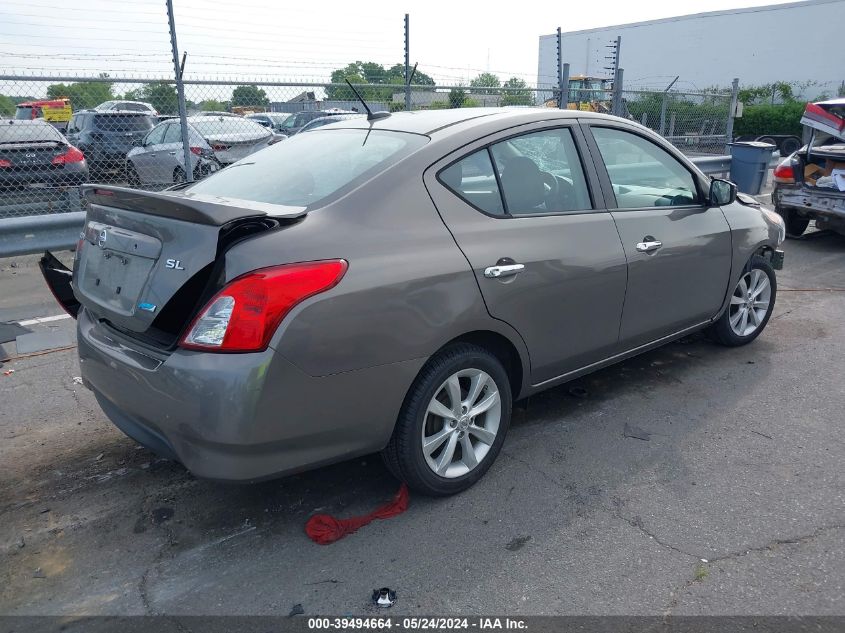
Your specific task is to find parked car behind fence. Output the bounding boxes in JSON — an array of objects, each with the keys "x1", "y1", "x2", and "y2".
[
  {"x1": 0, "y1": 119, "x2": 88, "y2": 190},
  {"x1": 65, "y1": 110, "x2": 156, "y2": 180},
  {"x1": 126, "y1": 115, "x2": 284, "y2": 187}
]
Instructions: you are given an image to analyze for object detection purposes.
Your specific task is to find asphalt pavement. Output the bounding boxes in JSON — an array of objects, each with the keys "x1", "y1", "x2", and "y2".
[{"x1": 1, "y1": 228, "x2": 844, "y2": 616}]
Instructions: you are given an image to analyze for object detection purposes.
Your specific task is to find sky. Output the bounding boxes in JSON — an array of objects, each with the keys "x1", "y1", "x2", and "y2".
[{"x1": 0, "y1": 0, "x2": 802, "y2": 89}]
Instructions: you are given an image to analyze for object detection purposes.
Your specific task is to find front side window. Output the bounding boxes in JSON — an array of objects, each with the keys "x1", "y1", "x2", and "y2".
[
  {"x1": 144, "y1": 124, "x2": 167, "y2": 146},
  {"x1": 591, "y1": 127, "x2": 699, "y2": 208},
  {"x1": 489, "y1": 128, "x2": 591, "y2": 214},
  {"x1": 439, "y1": 150, "x2": 504, "y2": 216}
]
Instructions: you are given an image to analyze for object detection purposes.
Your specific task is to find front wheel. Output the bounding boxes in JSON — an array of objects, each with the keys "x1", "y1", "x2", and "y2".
[
  {"x1": 708, "y1": 255, "x2": 777, "y2": 346},
  {"x1": 382, "y1": 343, "x2": 512, "y2": 496}
]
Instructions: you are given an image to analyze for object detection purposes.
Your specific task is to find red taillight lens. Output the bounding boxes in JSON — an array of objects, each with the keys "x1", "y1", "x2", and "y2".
[
  {"x1": 180, "y1": 260, "x2": 348, "y2": 352},
  {"x1": 211, "y1": 143, "x2": 230, "y2": 151},
  {"x1": 0, "y1": 158, "x2": 11, "y2": 168},
  {"x1": 773, "y1": 159, "x2": 796, "y2": 184},
  {"x1": 190, "y1": 146, "x2": 203, "y2": 155},
  {"x1": 52, "y1": 146, "x2": 85, "y2": 165}
]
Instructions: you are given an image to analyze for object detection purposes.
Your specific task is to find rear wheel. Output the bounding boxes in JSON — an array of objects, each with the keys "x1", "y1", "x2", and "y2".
[
  {"x1": 709, "y1": 256, "x2": 776, "y2": 347},
  {"x1": 776, "y1": 206, "x2": 809, "y2": 238},
  {"x1": 382, "y1": 343, "x2": 512, "y2": 496},
  {"x1": 173, "y1": 166, "x2": 186, "y2": 184}
]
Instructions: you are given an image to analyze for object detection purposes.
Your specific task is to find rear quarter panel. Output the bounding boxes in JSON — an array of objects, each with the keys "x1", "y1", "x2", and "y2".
[{"x1": 222, "y1": 155, "x2": 530, "y2": 382}]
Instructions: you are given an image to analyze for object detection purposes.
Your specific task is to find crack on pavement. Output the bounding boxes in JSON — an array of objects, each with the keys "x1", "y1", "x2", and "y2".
[
  {"x1": 662, "y1": 523, "x2": 845, "y2": 616},
  {"x1": 610, "y1": 508, "x2": 700, "y2": 561}
]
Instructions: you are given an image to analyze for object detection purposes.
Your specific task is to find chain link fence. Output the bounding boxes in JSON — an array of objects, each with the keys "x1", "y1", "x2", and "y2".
[{"x1": 0, "y1": 74, "x2": 733, "y2": 221}]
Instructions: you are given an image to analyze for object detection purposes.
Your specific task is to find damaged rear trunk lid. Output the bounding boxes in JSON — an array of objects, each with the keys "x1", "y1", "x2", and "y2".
[{"x1": 74, "y1": 185, "x2": 305, "y2": 346}]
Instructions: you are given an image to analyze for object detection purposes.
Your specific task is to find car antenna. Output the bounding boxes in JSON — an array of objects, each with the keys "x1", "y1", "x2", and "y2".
[{"x1": 344, "y1": 78, "x2": 390, "y2": 122}]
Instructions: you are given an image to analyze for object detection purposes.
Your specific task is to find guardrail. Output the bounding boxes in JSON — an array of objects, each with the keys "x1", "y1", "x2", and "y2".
[
  {"x1": 689, "y1": 155, "x2": 733, "y2": 175},
  {"x1": 0, "y1": 212, "x2": 84, "y2": 258}
]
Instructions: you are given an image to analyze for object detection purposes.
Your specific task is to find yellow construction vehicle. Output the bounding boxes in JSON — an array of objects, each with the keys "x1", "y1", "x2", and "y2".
[{"x1": 544, "y1": 76, "x2": 615, "y2": 113}]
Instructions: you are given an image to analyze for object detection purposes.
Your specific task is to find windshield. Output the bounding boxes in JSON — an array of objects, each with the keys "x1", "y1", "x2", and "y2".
[
  {"x1": 188, "y1": 128, "x2": 427, "y2": 207},
  {"x1": 190, "y1": 118, "x2": 268, "y2": 136},
  {"x1": 94, "y1": 114, "x2": 154, "y2": 131},
  {"x1": 14, "y1": 106, "x2": 37, "y2": 120},
  {"x1": 1, "y1": 123, "x2": 62, "y2": 143}
]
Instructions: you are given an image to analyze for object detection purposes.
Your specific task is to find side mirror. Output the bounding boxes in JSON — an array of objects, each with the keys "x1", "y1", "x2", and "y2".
[{"x1": 709, "y1": 178, "x2": 737, "y2": 206}]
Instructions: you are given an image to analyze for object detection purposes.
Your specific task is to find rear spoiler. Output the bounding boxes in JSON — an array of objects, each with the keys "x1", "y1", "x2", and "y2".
[{"x1": 82, "y1": 185, "x2": 308, "y2": 227}]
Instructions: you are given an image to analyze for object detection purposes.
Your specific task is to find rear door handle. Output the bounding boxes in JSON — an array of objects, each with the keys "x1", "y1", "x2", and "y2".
[
  {"x1": 168, "y1": 151, "x2": 177, "y2": 155},
  {"x1": 484, "y1": 263, "x2": 525, "y2": 278},
  {"x1": 635, "y1": 239, "x2": 663, "y2": 253}
]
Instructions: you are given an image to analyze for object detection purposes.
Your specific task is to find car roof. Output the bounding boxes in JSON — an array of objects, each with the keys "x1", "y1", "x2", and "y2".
[
  {"x1": 336, "y1": 107, "x2": 604, "y2": 136},
  {"x1": 3, "y1": 119, "x2": 54, "y2": 127}
]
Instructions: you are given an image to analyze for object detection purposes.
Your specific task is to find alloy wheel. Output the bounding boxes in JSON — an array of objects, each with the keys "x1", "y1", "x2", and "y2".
[
  {"x1": 729, "y1": 269, "x2": 771, "y2": 337},
  {"x1": 421, "y1": 368, "x2": 501, "y2": 478}
]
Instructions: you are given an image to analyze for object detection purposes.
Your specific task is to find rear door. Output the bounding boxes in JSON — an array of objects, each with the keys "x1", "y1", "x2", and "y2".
[
  {"x1": 583, "y1": 122, "x2": 732, "y2": 348},
  {"x1": 132, "y1": 123, "x2": 168, "y2": 183},
  {"x1": 425, "y1": 123, "x2": 628, "y2": 384}
]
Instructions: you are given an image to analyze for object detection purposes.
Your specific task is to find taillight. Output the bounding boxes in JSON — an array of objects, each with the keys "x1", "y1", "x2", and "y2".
[
  {"x1": 0, "y1": 158, "x2": 10, "y2": 168},
  {"x1": 52, "y1": 146, "x2": 85, "y2": 165},
  {"x1": 180, "y1": 260, "x2": 348, "y2": 352},
  {"x1": 773, "y1": 159, "x2": 796, "y2": 184},
  {"x1": 211, "y1": 143, "x2": 230, "y2": 151},
  {"x1": 190, "y1": 146, "x2": 203, "y2": 155}
]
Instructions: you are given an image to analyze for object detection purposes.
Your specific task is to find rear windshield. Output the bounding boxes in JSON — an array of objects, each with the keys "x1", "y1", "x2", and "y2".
[
  {"x1": 188, "y1": 128, "x2": 427, "y2": 207},
  {"x1": 94, "y1": 114, "x2": 154, "y2": 131},
  {"x1": 0, "y1": 123, "x2": 62, "y2": 143},
  {"x1": 190, "y1": 118, "x2": 268, "y2": 135}
]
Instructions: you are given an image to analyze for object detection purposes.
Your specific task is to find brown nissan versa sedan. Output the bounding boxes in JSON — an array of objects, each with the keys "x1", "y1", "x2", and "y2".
[{"x1": 42, "y1": 108, "x2": 786, "y2": 496}]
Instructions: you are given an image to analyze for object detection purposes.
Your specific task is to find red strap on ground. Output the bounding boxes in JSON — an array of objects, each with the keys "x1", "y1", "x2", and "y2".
[{"x1": 305, "y1": 483, "x2": 410, "y2": 545}]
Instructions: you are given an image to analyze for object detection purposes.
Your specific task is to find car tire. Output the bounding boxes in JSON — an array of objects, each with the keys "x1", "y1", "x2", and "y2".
[
  {"x1": 708, "y1": 255, "x2": 777, "y2": 347},
  {"x1": 126, "y1": 164, "x2": 142, "y2": 188},
  {"x1": 173, "y1": 167, "x2": 186, "y2": 184},
  {"x1": 779, "y1": 136, "x2": 801, "y2": 156},
  {"x1": 382, "y1": 343, "x2": 512, "y2": 496},
  {"x1": 776, "y1": 206, "x2": 809, "y2": 238}
]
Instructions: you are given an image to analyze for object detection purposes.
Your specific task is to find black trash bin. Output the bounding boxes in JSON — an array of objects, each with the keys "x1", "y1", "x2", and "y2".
[{"x1": 728, "y1": 141, "x2": 776, "y2": 195}]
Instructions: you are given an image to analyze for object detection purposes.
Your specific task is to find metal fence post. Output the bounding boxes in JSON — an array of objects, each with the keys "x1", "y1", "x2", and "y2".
[
  {"x1": 556, "y1": 27, "x2": 563, "y2": 108},
  {"x1": 166, "y1": 0, "x2": 194, "y2": 183},
  {"x1": 659, "y1": 75, "x2": 679, "y2": 136},
  {"x1": 561, "y1": 63, "x2": 570, "y2": 110},
  {"x1": 404, "y1": 14, "x2": 411, "y2": 112},
  {"x1": 725, "y1": 77, "x2": 740, "y2": 151},
  {"x1": 612, "y1": 68, "x2": 624, "y2": 116}
]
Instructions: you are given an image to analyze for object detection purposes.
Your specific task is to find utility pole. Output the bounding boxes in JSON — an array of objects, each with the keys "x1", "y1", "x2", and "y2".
[
  {"x1": 726, "y1": 77, "x2": 740, "y2": 151},
  {"x1": 561, "y1": 63, "x2": 570, "y2": 110},
  {"x1": 404, "y1": 14, "x2": 411, "y2": 112},
  {"x1": 556, "y1": 27, "x2": 563, "y2": 108},
  {"x1": 166, "y1": 0, "x2": 193, "y2": 182}
]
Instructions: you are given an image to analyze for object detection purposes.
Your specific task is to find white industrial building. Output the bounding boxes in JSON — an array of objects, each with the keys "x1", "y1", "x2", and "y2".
[{"x1": 538, "y1": 0, "x2": 844, "y2": 97}]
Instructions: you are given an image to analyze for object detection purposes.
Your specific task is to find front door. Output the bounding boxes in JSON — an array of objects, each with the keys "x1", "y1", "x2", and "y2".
[
  {"x1": 585, "y1": 123, "x2": 733, "y2": 348},
  {"x1": 425, "y1": 124, "x2": 628, "y2": 384}
]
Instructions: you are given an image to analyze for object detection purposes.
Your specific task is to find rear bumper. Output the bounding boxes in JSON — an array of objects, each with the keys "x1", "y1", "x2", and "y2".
[
  {"x1": 774, "y1": 185, "x2": 845, "y2": 220},
  {"x1": 77, "y1": 308, "x2": 423, "y2": 481},
  {"x1": 0, "y1": 169, "x2": 87, "y2": 188}
]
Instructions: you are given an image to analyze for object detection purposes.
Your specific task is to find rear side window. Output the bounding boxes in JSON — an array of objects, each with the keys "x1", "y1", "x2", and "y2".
[
  {"x1": 591, "y1": 127, "x2": 699, "y2": 208},
  {"x1": 163, "y1": 123, "x2": 182, "y2": 144},
  {"x1": 439, "y1": 150, "x2": 504, "y2": 216},
  {"x1": 490, "y1": 128, "x2": 591, "y2": 214},
  {"x1": 188, "y1": 128, "x2": 427, "y2": 208}
]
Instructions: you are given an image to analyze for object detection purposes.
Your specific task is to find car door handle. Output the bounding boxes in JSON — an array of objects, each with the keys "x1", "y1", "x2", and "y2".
[
  {"x1": 635, "y1": 239, "x2": 663, "y2": 253},
  {"x1": 484, "y1": 263, "x2": 525, "y2": 278},
  {"x1": 168, "y1": 151, "x2": 176, "y2": 155}
]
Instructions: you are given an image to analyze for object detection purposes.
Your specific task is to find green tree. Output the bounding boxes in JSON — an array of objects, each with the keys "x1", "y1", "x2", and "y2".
[
  {"x1": 139, "y1": 82, "x2": 178, "y2": 115},
  {"x1": 231, "y1": 85, "x2": 269, "y2": 108},
  {"x1": 470, "y1": 72, "x2": 501, "y2": 95},
  {"x1": 199, "y1": 98, "x2": 228, "y2": 112},
  {"x1": 501, "y1": 77, "x2": 532, "y2": 106},
  {"x1": 47, "y1": 80, "x2": 114, "y2": 110},
  {"x1": 448, "y1": 87, "x2": 467, "y2": 108},
  {"x1": 0, "y1": 94, "x2": 15, "y2": 116},
  {"x1": 328, "y1": 61, "x2": 436, "y2": 101}
]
